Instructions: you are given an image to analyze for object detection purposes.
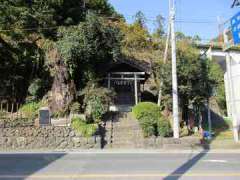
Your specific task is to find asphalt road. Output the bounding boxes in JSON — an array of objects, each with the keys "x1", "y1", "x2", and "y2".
[{"x1": 0, "y1": 151, "x2": 240, "y2": 180}]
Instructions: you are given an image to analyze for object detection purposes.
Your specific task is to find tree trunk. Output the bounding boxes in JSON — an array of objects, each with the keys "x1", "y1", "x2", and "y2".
[{"x1": 48, "y1": 50, "x2": 76, "y2": 114}]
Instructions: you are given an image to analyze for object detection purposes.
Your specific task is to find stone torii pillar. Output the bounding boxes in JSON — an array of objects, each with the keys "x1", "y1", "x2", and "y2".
[{"x1": 134, "y1": 73, "x2": 138, "y2": 105}]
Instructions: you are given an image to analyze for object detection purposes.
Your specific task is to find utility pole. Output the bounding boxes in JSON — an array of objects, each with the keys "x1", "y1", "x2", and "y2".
[
  {"x1": 157, "y1": 1, "x2": 171, "y2": 107},
  {"x1": 170, "y1": 0, "x2": 180, "y2": 138}
]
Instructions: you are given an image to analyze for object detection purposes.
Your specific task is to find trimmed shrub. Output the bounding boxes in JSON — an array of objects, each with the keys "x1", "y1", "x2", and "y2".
[
  {"x1": 71, "y1": 117, "x2": 97, "y2": 137},
  {"x1": 157, "y1": 117, "x2": 172, "y2": 137},
  {"x1": 132, "y1": 102, "x2": 172, "y2": 137},
  {"x1": 132, "y1": 102, "x2": 161, "y2": 121},
  {"x1": 132, "y1": 102, "x2": 161, "y2": 137}
]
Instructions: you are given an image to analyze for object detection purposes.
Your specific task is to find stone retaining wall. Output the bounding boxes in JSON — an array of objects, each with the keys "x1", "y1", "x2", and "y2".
[
  {"x1": 142, "y1": 137, "x2": 202, "y2": 149},
  {"x1": 0, "y1": 127, "x2": 101, "y2": 150}
]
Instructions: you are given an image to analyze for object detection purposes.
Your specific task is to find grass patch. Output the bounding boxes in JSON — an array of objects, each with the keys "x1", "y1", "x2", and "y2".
[
  {"x1": 19, "y1": 101, "x2": 43, "y2": 120},
  {"x1": 71, "y1": 117, "x2": 97, "y2": 137}
]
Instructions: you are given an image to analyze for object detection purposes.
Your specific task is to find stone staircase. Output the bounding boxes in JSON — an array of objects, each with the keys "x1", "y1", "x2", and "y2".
[
  {"x1": 103, "y1": 112, "x2": 202, "y2": 149},
  {"x1": 105, "y1": 112, "x2": 144, "y2": 148}
]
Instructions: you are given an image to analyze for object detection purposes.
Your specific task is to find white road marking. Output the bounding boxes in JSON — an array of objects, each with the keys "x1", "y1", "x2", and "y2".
[{"x1": 203, "y1": 159, "x2": 228, "y2": 163}]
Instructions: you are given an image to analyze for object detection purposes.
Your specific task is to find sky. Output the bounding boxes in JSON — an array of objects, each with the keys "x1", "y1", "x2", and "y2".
[{"x1": 109, "y1": 0, "x2": 239, "y2": 41}]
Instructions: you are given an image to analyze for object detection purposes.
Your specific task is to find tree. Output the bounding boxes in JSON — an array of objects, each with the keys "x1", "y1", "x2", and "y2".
[
  {"x1": 154, "y1": 39, "x2": 220, "y2": 128},
  {"x1": 134, "y1": 11, "x2": 147, "y2": 29},
  {"x1": 0, "y1": 0, "x2": 120, "y2": 109},
  {"x1": 153, "y1": 15, "x2": 165, "y2": 38},
  {"x1": 57, "y1": 12, "x2": 122, "y2": 89},
  {"x1": 208, "y1": 60, "x2": 227, "y2": 115}
]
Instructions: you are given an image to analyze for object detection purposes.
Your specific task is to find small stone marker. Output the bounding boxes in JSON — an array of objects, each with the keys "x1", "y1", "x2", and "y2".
[{"x1": 39, "y1": 107, "x2": 51, "y2": 126}]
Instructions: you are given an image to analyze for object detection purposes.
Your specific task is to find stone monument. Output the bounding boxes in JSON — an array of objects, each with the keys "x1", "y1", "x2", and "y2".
[{"x1": 39, "y1": 107, "x2": 51, "y2": 126}]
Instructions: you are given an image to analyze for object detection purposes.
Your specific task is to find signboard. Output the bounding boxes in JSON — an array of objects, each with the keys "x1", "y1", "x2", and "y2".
[
  {"x1": 231, "y1": 11, "x2": 240, "y2": 45},
  {"x1": 39, "y1": 107, "x2": 51, "y2": 125}
]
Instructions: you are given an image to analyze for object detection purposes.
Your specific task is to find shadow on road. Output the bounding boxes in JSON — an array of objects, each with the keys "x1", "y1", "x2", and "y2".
[
  {"x1": 0, "y1": 153, "x2": 66, "y2": 180},
  {"x1": 164, "y1": 108, "x2": 230, "y2": 180},
  {"x1": 163, "y1": 149, "x2": 208, "y2": 180}
]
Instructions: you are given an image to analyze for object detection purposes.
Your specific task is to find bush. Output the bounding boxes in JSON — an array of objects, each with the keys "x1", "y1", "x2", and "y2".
[
  {"x1": 70, "y1": 102, "x2": 81, "y2": 114},
  {"x1": 28, "y1": 79, "x2": 42, "y2": 100},
  {"x1": 19, "y1": 101, "x2": 43, "y2": 120},
  {"x1": 132, "y1": 102, "x2": 161, "y2": 137},
  {"x1": 157, "y1": 117, "x2": 172, "y2": 137},
  {"x1": 132, "y1": 102, "x2": 161, "y2": 120},
  {"x1": 139, "y1": 116, "x2": 157, "y2": 137},
  {"x1": 132, "y1": 102, "x2": 172, "y2": 137},
  {"x1": 71, "y1": 117, "x2": 97, "y2": 137},
  {"x1": 88, "y1": 96, "x2": 105, "y2": 123},
  {"x1": 81, "y1": 82, "x2": 116, "y2": 123}
]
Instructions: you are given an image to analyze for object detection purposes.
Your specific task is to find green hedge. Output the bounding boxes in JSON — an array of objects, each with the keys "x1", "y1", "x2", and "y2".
[{"x1": 132, "y1": 102, "x2": 172, "y2": 137}]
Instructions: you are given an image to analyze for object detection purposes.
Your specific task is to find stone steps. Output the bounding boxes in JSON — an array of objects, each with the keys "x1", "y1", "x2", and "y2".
[
  {"x1": 104, "y1": 112, "x2": 144, "y2": 149},
  {"x1": 103, "y1": 112, "x2": 203, "y2": 149}
]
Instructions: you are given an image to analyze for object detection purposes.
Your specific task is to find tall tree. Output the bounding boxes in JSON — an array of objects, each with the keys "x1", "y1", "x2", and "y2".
[
  {"x1": 134, "y1": 11, "x2": 147, "y2": 29},
  {"x1": 154, "y1": 15, "x2": 165, "y2": 38},
  {"x1": 0, "y1": 0, "x2": 120, "y2": 107}
]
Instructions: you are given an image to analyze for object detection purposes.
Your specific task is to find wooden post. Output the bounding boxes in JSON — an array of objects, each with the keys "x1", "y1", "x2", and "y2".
[
  {"x1": 108, "y1": 73, "x2": 111, "y2": 89},
  {"x1": 16, "y1": 103, "x2": 19, "y2": 120},
  {"x1": 6, "y1": 103, "x2": 9, "y2": 112},
  {"x1": 134, "y1": 73, "x2": 138, "y2": 105},
  {"x1": 11, "y1": 103, "x2": 14, "y2": 120}
]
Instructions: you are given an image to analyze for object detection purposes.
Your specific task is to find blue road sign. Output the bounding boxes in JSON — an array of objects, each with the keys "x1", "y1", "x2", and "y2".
[{"x1": 231, "y1": 11, "x2": 240, "y2": 45}]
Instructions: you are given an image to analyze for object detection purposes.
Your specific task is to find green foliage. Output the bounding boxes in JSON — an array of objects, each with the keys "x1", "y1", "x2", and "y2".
[
  {"x1": 28, "y1": 79, "x2": 42, "y2": 98},
  {"x1": 0, "y1": 0, "x2": 116, "y2": 39},
  {"x1": 71, "y1": 117, "x2": 97, "y2": 137},
  {"x1": 208, "y1": 61, "x2": 226, "y2": 114},
  {"x1": 28, "y1": 78, "x2": 51, "y2": 100},
  {"x1": 153, "y1": 15, "x2": 165, "y2": 38},
  {"x1": 155, "y1": 40, "x2": 218, "y2": 109},
  {"x1": 0, "y1": 0, "x2": 119, "y2": 104},
  {"x1": 88, "y1": 96, "x2": 105, "y2": 123},
  {"x1": 86, "y1": 0, "x2": 116, "y2": 16},
  {"x1": 157, "y1": 116, "x2": 172, "y2": 137},
  {"x1": 51, "y1": 110, "x2": 68, "y2": 118},
  {"x1": 134, "y1": 11, "x2": 147, "y2": 28},
  {"x1": 132, "y1": 102, "x2": 160, "y2": 137},
  {"x1": 132, "y1": 102, "x2": 172, "y2": 137},
  {"x1": 0, "y1": 36, "x2": 45, "y2": 101},
  {"x1": 57, "y1": 12, "x2": 122, "y2": 86},
  {"x1": 19, "y1": 101, "x2": 43, "y2": 120},
  {"x1": 132, "y1": 102, "x2": 161, "y2": 121},
  {"x1": 70, "y1": 102, "x2": 81, "y2": 114},
  {"x1": 119, "y1": 21, "x2": 151, "y2": 51},
  {"x1": 81, "y1": 82, "x2": 115, "y2": 123}
]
